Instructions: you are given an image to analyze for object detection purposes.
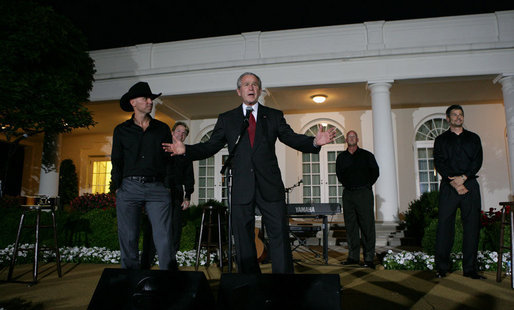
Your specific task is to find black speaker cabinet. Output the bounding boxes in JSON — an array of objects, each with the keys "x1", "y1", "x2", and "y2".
[
  {"x1": 217, "y1": 273, "x2": 342, "y2": 310},
  {"x1": 88, "y1": 268, "x2": 215, "y2": 310}
]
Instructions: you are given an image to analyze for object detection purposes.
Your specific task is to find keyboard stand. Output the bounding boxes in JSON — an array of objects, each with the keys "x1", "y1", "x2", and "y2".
[{"x1": 288, "y1": 215, "x2": 329, "y2": 264}]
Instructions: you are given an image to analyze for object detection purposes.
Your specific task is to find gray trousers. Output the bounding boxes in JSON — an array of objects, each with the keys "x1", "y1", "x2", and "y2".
[
  {"x1": 342, "y1": 188, "x2": 376, "y2": 262},
  {"x1": 116, "y1": 178, "x2": 174, "y2": 269}
]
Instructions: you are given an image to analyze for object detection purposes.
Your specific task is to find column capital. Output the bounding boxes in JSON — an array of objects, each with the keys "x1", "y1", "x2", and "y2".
[
  {"x1": 367, "y1": 80, "x2": 394, "y2": 90},
  {"x1": 493, "y1": 73, "x2": 514, "y2": 84}
]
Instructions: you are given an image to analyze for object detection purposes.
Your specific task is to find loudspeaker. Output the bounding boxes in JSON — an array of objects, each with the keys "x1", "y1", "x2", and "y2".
[
  {"x1": 217, "y1": 273, "x2": 342, "y2": 310},
  {"x1": 88, "y1": 268, "x2": 215, "y2": 310}
]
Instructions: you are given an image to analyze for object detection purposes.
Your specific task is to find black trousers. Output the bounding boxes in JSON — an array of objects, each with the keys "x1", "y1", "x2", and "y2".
[
  {"x1": 435, "y1": 179, "x2": 481, "y2": 274},
  {"x1": 231, "y1": 186, "x2": 293, "y2": 274},
  {"x1": 342, "y1": 188, "x2": 376, "y2": 262},
  {"x1": 141, "y1": 188, "x2": 182, "y2": 269}
]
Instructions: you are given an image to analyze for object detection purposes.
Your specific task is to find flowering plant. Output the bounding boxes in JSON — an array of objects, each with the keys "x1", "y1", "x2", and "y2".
[
  {"x1": 0, "y1": 244, "x2": 216, "y2": 267},
  {"x1": 383, "y1": 249, "x2": 511, "y2": 272},
  {"x1": 481, "y1": 207, "x2": 504, "y2": 227},
  {"x1": 69, "y1": 193, "x2": 116, "y2": 212}
]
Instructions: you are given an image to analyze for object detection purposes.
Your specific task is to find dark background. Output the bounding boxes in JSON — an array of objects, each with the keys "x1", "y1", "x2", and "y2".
[{"x1": 40, "y1": 0, "x2": 514, "y2": 51}]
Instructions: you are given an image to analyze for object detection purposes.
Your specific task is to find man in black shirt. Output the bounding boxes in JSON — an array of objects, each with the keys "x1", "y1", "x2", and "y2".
[
  {"x1": 336, "y1": 130, "x2": 379, "y2": 269},
  {"x1": 140, "y1": 122, "x2": 194, "y2": 268},
  {"x1": 111, "y1": 81, "x2": 174, "y2": 270},
  {"x1": 433, "y1": 104, "x2": 484, "y2": 279}
]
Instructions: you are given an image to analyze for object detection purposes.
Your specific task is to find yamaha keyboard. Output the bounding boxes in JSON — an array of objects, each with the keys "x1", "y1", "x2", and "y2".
[{"x1": 286, "y1": 203, "x2": 341, "y2": 216}]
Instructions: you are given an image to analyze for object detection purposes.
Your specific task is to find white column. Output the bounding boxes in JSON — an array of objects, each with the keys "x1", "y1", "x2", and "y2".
[
  {"x1": 495, "y1": 74, "x2": 514, "y2": 197},
  {"x1": 38, "y1": 133, "x2": 62, "y2": 197},
  {"x1": 368, "y1": 81, "x2": 399, "y2": 223}
]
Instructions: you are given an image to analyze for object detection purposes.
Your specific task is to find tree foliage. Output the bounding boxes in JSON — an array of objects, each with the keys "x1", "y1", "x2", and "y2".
[{"x1": 0, "y1": 0, "x2": 96, "y2": 142}]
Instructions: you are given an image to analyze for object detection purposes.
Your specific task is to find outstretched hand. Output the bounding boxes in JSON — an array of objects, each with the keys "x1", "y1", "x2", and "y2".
[
  {"x1": 314, "y1": 124, "x2": 337, "y2": 146},
  {"x1": 162, "y1": 135, "x2": 186, "y2": 156}
]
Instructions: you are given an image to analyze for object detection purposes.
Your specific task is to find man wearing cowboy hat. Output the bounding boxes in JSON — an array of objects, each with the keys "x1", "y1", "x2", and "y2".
[{"x1": 111, "y1": 81, "x2": 175, "y2": 270}]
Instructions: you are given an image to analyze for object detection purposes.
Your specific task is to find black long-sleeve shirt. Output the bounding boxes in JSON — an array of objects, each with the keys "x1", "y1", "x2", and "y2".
[
  {"x1": 433, "y1": 128, "x2": 482, "y2": 182},
  {"x1": 336, "y1": 147, "x2": 379, "y2": 189},
  {"x1": 167, "y1": 155, "x2": 195, "y2": 200},
  {"x1": 110, "y1": 116, "x2": 172, "y2": 190}
]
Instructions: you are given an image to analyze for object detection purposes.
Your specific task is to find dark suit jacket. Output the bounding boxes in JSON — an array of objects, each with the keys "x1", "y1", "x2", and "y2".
[{"x1": 186, "y1": 104, "x2": 319, "y2": 204}]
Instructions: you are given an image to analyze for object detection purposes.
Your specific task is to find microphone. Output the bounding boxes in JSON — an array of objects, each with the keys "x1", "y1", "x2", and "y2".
[{"x1": 244, "y1": 108, "x2": 253, "y2": 123}]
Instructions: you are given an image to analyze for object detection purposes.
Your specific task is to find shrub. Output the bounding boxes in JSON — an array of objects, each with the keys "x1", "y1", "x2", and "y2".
[
  {"x1": 421, "y1": 212, "x2": 464, "y2": 255},
  {"x1": 69, "y1": 193, "x2": 116, "y2": 213},
  {"x1": 81, "y1": 208, "x2": 119, "y2": 250},
  {"x1": 58, "y1": 159, "x2": 79, "y2": 206},
  {"x1": 404, "y1": 191, "x2": 439, "y2": 245}
]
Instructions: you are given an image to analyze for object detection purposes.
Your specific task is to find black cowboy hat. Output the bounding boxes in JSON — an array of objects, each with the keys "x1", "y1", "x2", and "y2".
[{"x1": 120, "y1": 82, "x2": 162, "y2": 112}]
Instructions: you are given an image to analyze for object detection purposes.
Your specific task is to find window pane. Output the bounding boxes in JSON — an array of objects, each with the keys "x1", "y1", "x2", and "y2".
[
  {"x1": 313, "y1": 186, "x2": 320, "y2": 196},
  {"x1": 312, "y1": 164, "x2": 320, "y2": 173},
  {"x1": 312, "y1": 153, "x2": 319, "y2": 162},
  {"x1": 328, "y1": 175, "x2": 337, "y2": 184},
  {"x1": 429, "y1": 171, "x2": 438, "y2": 182},
  {"x1": 418, "y1": 160, "x2": 427, "y2": 171},
  {"x1": 418, "y1": 149, "x2": 427, "y2": 158},
  {"x1": 419, "y1": 172, "x2": 428, "y2": 182},
  {"x1": 327, "y1": 163, "x2": 336, "y2": 173},
  {"x1": 420, "y1": 184, "x2": 428, "y2": 194},
  {"x1": 303, "y1": 187, "x2": 311, "y2": 196},
  {"x1": 329, "y1": 186, "x2": 337, "y2": 196},
  {"x1": 312, "y1": 175, "x2": 320, "y2": 184},
  {"x1": 303, "y1": 164, "x2": 310, "y2": 173},
  {"x1": 327, "y1": 152, "x2": 335, "y2": 161}
]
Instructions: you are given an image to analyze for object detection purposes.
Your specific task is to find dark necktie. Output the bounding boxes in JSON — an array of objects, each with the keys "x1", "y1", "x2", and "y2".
[{"x1": 246, "y1": 107, "x2": 256, "y2": 147}]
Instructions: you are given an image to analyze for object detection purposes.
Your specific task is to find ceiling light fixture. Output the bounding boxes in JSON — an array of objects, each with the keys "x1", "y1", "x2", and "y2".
[{"x1": 311, "y1": 95, "x2": 327, "y2": 104}]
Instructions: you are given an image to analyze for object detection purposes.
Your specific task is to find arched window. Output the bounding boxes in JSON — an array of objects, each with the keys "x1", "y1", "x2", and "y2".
[
  {"x1": 197, "y1": 130, "x2": 228, "y2": 205},
  {"x1": 415, "y1": 117, "x2": 449, "y2": 195},
  {"x1": 302, "y1": 123, "x2": 345, "y2": 203}
]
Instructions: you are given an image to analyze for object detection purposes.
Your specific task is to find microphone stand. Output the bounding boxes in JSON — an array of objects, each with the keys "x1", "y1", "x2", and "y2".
[
  {"x1": 220, "y1": 118, "x2": 249, "y2": 273},
  {"x1": 284, "y1": 179, "x2": 303, "y2": 204}
]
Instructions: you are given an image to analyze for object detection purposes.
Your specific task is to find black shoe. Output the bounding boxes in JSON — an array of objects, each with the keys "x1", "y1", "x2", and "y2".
[
  {"x1": 362, "y1": 261, "x2": 375, "y2": 269},
  {"x1": 435, "y1": 270, "x2": 447, "y2": 278},
  {"x1": 341, "y1": 258, "x2": 359, "y2": 265},
  {"x1": 463, "y1": 272, "x2": 486, "y2": 279}
]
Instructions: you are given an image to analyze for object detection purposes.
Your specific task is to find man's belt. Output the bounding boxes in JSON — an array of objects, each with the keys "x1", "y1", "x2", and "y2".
[
  {"x1": 344, "y1": 185, "x2": 370, "y2": 191},
  {"x1": 126, "y1": 176, "x2": 163, "y2": 183}
]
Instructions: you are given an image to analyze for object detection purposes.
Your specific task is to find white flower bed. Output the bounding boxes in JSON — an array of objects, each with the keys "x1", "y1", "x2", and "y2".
[
  {"x1": 0, "y1": 243, "x2": 216, "y2": 267},
  {"x1": 383, "y1": 249, "x2": 512, "y2": 271}
]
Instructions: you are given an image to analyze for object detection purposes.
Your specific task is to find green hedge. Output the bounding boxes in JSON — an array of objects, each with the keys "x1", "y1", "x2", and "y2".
[
  {"x1": 421, "y1": 210, "x2": 464, "y2": 255},
  {"x1": 0, "y1": 194, "x2": 225, "y2": 255}
]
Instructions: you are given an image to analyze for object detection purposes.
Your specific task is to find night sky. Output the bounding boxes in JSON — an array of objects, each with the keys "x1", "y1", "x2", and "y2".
[{"x1": 40, "y1": 0, "x2": 513, "y2": 51}]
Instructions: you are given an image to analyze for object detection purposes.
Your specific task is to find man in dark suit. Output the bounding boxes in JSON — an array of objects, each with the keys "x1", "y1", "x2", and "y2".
[{"x1": 163, "y1": 72, "x2": 336, "y2": 273}]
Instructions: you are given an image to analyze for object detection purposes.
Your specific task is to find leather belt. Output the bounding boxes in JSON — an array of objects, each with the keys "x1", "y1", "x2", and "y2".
[
  {"x1": 126, "y1": 176, "x2": 163, "y2": 183},
  {"x1": 344, "y1": 185, "x2": 370, "y2": 191}
]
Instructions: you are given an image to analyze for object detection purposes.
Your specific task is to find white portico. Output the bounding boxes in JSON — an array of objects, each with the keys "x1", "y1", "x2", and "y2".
[{"x1": 27, "y1": 11, "x2": 514, "y2": 224}]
